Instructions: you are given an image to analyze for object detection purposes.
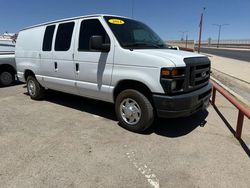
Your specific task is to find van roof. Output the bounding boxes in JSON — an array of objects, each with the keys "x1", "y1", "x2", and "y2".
[{"x1": 21, "y1": 14, "x2": 131, "y2": 31}]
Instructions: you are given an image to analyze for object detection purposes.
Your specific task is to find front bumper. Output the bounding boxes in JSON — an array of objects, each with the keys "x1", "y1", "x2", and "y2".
[{"x1": 153, "y1": 83, "x2": 212, "y2": 118}]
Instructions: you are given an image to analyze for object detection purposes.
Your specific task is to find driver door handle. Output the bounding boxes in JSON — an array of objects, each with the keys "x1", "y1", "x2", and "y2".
[
  {"x1": 75, "y1": 63, "x2": 79, "y2": 73},
  {"x1": 54, "y1": 62, "x2": 58, "y2": 72}
]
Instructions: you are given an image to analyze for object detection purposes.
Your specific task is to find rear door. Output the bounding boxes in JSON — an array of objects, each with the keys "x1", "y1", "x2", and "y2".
[
  {"x1": 40, "y1": 25, "x2": 56, "y2": 87},
  {"x1": 74, "y1": 18, "x2": 114, "y2": 101},
  {"x1": 51, "y1": 21, "x2": 78, "y2": 94}
]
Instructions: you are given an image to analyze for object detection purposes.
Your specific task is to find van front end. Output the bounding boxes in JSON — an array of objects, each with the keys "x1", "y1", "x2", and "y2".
[
  {"x1": 153, "y1": 57, "x2": 212, "y2": 118},
  {"x1": 153, "y1": 83, "x2": 212, "y2": 118}
]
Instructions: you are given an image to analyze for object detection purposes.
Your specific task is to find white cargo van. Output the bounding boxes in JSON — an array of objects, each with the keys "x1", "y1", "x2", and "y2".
[{"x1": 16, "y1": 14, "x2": 212, "y2": 132}]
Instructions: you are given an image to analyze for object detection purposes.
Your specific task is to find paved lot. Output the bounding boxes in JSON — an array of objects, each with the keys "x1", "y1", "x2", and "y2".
[
  {"x1": 203, "y1": 53, "x2": 250, "y2": 105},
  {"x1": 211, "y1": 69, "x2": 250, "y2": 105},
  {"x1": 0, "y1": 84, "x2": 250, "y2": 188},
  {"x1": 208, "y1": 54, "x2": 250, "y2": 84}
]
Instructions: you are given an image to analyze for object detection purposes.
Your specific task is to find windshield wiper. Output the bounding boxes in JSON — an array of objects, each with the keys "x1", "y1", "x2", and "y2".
[
  {"x1": 156, "y1": 44, "x2": 166, "y2": 47},
  {"x1": 123, "y1": 42, "x2": 161, "y2": 49}
]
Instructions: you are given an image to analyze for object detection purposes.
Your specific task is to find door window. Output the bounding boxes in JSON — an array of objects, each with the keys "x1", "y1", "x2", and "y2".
[
  {"x1": 42, "y1": 25, "x2": 55, "y2": 51},
  {"x1": 78, "y1": 19, "x2": 110, "y2": 51},
  {"x1": 55, "y1": 22, "x2": 75, "y2": 51}
]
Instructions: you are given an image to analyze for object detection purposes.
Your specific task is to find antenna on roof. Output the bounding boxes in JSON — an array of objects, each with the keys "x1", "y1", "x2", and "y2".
[{"x1": 131, "y1": 0, "x2": 134, "y2": 18}]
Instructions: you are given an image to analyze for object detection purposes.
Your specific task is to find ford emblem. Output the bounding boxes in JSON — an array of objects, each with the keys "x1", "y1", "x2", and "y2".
[{"x1": 201, "y1": 71, "x2": 207, "y2": 78}]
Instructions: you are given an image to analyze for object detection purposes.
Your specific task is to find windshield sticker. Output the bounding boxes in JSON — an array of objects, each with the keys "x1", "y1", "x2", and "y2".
[{"x1": 108, "y1": 19, "x2": 125, "y2": 25}]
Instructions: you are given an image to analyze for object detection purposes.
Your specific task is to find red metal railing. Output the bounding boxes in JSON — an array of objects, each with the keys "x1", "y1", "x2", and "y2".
[{"x1": 210, "y1": 80, "x2": 250, "y2": 139}]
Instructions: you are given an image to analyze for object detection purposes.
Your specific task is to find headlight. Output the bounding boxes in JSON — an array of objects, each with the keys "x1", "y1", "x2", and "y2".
[
  {"x1": 171, "y1": 81, "x2": 177, "y2": 90},
  {"x1": 161, "y1": 68, "x2": 185, "y2": 78},
  {"x1": 160, "y1": 67, "x2": 185, "y2": 93}
]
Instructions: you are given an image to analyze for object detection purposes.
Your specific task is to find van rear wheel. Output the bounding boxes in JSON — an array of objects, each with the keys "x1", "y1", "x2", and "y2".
[
  {"x1": 27, "y1": 76, "x2": 45, "y2": 100},
  {"x1": 115, "y1": 89, "x2": 154, "y2": 133}
]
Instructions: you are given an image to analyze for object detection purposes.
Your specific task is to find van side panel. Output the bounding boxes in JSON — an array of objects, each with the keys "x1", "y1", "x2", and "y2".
[{"x1": 16, "y1": 27, "x2": 44, "y2": 82}]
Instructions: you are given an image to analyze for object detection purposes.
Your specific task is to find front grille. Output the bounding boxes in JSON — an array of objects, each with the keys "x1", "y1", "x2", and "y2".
[
  {"x1": 184, "y1": 57, "x2": 211, "y2": 92},
  {"x1": 160, "y1": 57, "x2": 211, "y2": 95}
]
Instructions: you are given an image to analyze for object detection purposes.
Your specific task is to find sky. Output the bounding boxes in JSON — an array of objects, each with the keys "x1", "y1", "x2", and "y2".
[{"x1": 1, "y1": 0, "x2": 250, "y2": 41}]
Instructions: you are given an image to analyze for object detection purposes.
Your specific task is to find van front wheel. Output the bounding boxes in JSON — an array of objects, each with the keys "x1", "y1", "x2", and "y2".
[
  {"x1": 115, "y1": 89, "x2": 154, "y2": 132},
  {"x1": 27, "y1": 76, "x2": 45, "y2": 100}
]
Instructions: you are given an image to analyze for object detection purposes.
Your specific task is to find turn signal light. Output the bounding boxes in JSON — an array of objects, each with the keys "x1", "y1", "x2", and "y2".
[
  {"x1": 161, "y1": 69, "x2": 171, "y2": 76},
  {"x1": 161, "y1": 68, "x2": 184, "y2": 77}
]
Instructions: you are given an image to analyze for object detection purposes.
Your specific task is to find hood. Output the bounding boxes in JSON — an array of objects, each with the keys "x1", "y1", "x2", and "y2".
[{"x1": 135, "y1": 49, "x2": 205, "y2": 67}]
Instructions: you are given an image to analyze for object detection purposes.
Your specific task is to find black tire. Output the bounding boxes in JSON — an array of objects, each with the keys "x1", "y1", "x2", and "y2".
[
  {"x1": 0, "y1": 71, "x2": 14, "y2": 86},
  {"x1": 115, "y1": 89, "x2": 154, "y2": 132},
  {"x1": 26, "y1": 76, "x2": 45, "y2": 100}
]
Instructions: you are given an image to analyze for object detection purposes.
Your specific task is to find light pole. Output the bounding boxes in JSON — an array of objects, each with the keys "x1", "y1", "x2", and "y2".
[
  {"x1": 198, "y1": 7, "x2": 206, "y2": 53},
  {"x1": 185, "y1": 32, "x2": 188, "y2": 49},
  {"x1": 213, "y1": 24, "x2": 229, "y2": 48},
  {"x1": 179, "y1": 31, "x2": 188, "y2": 48},
  {"x1": 179, "y1": 31, "x2": 187, "y2": 41}
]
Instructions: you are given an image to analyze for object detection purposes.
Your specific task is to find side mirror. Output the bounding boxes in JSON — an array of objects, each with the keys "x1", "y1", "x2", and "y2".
[
  {"x1": 167, "y1": 45, "x2": 179, "y2": 50},
  {"x1": 90, "y1": 35, "x2": 110, "y2": 52}
]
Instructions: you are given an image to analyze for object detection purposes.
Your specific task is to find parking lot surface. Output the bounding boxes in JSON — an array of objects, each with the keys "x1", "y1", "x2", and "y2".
[{"x1": 0, "y1": 84, "x2": 250, "y2": 188}]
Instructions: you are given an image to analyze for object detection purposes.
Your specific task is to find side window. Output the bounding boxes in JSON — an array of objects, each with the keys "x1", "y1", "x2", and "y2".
[
  {"x1": 78, "y1": 19, "x2": 110, "y2": 51},
  {"x1": 42, "y1": 25, "x2": 55, "y2": 51},
  {"x1": 55, "y1": 22, "x2": 75, "y2": 51}
]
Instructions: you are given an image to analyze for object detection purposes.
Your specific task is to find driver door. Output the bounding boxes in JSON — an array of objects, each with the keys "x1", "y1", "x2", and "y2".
[{"x1": 74, "y1": 18, "x2": 114, "y2": 101}]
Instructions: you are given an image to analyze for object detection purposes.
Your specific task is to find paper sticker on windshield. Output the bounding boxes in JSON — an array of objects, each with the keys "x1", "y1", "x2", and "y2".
[{"x1": 108, "y1": 19, "x2": 125, "y2": 25}]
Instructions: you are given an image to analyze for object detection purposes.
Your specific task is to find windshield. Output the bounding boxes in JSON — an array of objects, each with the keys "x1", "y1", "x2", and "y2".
[{"x1": 104, "y1": 16, "x2": 168, "y2": 49}]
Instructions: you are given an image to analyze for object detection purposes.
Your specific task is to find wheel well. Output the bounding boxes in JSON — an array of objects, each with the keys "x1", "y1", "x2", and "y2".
[
  {"x1": 24, "y1": 70, "x2": 35, "y2": 81},
  {"x1": 0, "y1": 64, "x2": 16, "y2": 75},
  {"x1": 113, "y1": 80, "x2": 153, "y2": 102}
]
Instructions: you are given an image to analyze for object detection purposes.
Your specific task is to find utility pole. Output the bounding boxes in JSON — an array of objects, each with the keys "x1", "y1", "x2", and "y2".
[
  {"x1": 213, "y1": 24, "x2": 229, "y2": 48},
  {"x1": 198, "y1": 7, "x2": 206, "y2": 53}
]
